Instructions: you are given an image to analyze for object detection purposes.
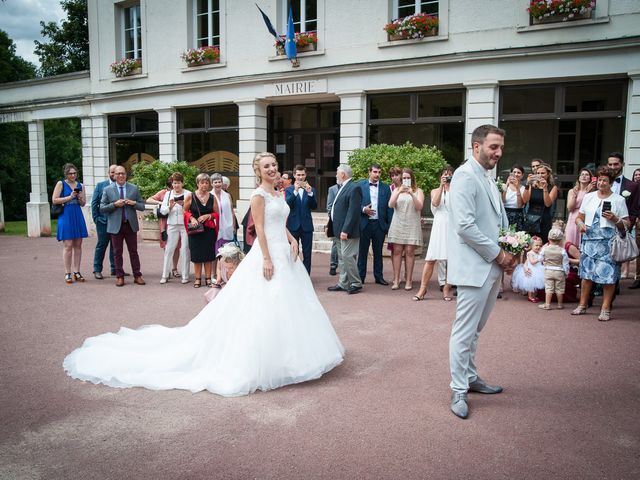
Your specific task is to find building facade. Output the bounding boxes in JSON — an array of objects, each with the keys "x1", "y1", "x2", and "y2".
[{"x1": 1, "y1": 0, "x2": 639, "y2": 236}]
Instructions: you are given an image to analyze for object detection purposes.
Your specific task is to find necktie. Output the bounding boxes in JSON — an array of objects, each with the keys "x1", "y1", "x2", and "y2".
[{"x1": 119, "y1": 186, "x2": 127, "y2": 222}]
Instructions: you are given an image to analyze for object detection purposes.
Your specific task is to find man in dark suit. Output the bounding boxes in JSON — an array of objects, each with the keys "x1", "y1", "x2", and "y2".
[
  {"x1": 327, "y1": 165, "x2": 362, "y2": 294},
  {"x1": 91, "y1": 164, "x2": 117, "y2": 279},
  {"x1": 285, "y1": 165, "x2": 317, "y2": 274},
  {"x1": 100, "y1": 166, "x2": 146, "y2": 287},
  {"x1": 326, "y1": 183, "x2": 340, "y2": 276},
  {"x1": 358, "y1": 163, "x2": 393, "y2": 285},
  {"x1": 607, "y1": 152, "x2": 640, "y2": 289}
]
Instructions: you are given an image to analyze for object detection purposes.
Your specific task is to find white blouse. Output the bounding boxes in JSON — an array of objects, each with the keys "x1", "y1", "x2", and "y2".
[
  {"x1": 160, "y1": 189, "x2": 191, "y2": 225},
  {"x1": 579, "y1": 191, "x2": 628, "y2": 228},
  {"x1": 503, "y1": 185, "x2": 525, "y2": 208}
]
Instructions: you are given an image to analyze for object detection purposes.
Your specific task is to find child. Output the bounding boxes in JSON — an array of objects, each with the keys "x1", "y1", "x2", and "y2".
[
  {"x1": 538, "y1": 228, "x2": 570, "y2": 310},
  {"x1": 511, "y1": 236, "x2": 545, "y2": 303},
  {"x1": 204, "y1": 243, "x2": 245, "y2": 303}
]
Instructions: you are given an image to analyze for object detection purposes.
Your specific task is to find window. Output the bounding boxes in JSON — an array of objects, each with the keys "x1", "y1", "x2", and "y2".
[
  {"x1": 393, "y1": 0, "x2": 439, "y2": 19},
  {"x1": 122, "y1": 4, "x2": 142, "y2": 60},
  {"x1": 286, "y1": 0, "x2": 317, "y2": 32},
  {"x1": 108, "y1": 111, "x2": 159, "y2": 170},
  {"x1": 195, "y1": 0, "x2": 220, "y2": 47},
  {"x1": 368, "y1": 90, "x2": 465, "y2": 167}
]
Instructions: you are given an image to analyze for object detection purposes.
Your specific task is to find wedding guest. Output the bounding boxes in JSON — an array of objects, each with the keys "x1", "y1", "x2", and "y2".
[
  {"x1": 222, "y1": 176, "x2": 231, "y2": 192},
  {"x1": 285, "y1": 165, "x2": 317, "y2": 274},
  {"x1": 52, "y1": 163, "x2": 89, "y2": 284},
  {"x1": 100, "y1": 166, "x2": 146, "y2": 287},
  {"x1": 537, "y1": 220, "x2": 581, "y2": 304},
  {"x1": 501, "y1": 164, "x2": 526, "y2": 231},
  {"x1": 630, "y1": 168, "x2": 640, "y2": 290},
  {"x1": 208, "y1": 242, "x2": 245, "y2": 300},
  {"x1": 184, "y1": 173, "x2": 219, "y2": 288},
  {"x1": 159, "y1": 173, "x2": 190, "y2": 284},
  {"x1": 511, "y1": 236, "x2": 544, "y2": 303},
  {"x1": 387, "y1": 166, "x2": 403, "y2": 274},
  {"x1": 387, "y1": 168, "x2": 424, "y2": 290},
  {"x1": 211, "y1": 173, "x2": 237, "y2": 255},
  {"x1": 522, "y1": 162, "x2": 558, "y2": 243},
  {"x1": 413, "y1": 166, "x2": 453, "y2": 301},
  {"x1": 91, "y1": 164, "x2": 117, "y2": 279},
  {"x1": 281, "y1": 170, "x2": 293, "y2": 190},
  {"x1": 565, "y1": 168, "x2": 594, "y2": 248},
  {"x1": 572, "y1": 166, "x2": 629, "y2": 321},
  {"x1": 538, "y1": 229, "x2": 570, "y2": 311},
  {"x1": 146, "y1": 175, "x2": 181, "y2": 278},
  {"x1": 326, "y1": 182, "x2": 341, "y2": 276}
]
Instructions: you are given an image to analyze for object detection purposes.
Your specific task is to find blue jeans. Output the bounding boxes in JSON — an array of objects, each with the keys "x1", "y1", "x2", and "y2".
[{"x1": 93, "y1": 220, "x2": 115, "y2": 274}]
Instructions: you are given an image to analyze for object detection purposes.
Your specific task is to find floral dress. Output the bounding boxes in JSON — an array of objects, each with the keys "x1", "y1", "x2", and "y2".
[{"x1": 578, "y1": 215, "x2": 620, "y2": 285}]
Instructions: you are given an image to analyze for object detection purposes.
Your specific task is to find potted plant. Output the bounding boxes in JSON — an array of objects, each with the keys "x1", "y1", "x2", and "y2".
[
  {"x1": 528, "y1": 0, "x2": 595, "y2": 24},
  {"x1": 180, "y1": 46, "x2": 221, "y2": 67},
  {"x1": 275, "y1": 31, "x2": 318, "y2": 56},
  {"x1": 384, "y1": 12, "x2": 439, "y2": 41},
  {"x1": 110, "y1": 58, "x2": 142, "y2": 77}
]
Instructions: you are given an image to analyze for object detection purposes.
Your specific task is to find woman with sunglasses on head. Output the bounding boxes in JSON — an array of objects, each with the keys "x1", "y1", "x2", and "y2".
[{"x1": 52, "y1": 163, "x2": 88, "y2": 284}]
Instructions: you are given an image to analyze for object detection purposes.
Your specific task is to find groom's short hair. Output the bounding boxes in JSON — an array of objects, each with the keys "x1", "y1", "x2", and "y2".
[{"x1": 472, "y1": 125, "x2": 505, "y2": 146}]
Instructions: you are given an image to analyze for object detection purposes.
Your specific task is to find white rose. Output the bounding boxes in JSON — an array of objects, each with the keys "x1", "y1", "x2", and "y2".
[{"x1": 621, "y1": 190, "x2": 631, "y2": 198}]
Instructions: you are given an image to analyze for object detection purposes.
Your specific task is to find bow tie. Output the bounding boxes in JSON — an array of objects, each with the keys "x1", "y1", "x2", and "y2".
[
  {"x1": 369, "y1": 183, "x2": 377, "y2": 187},
  {"x1": 614, "y1": 177, "x2": 621, "y2": 183}
]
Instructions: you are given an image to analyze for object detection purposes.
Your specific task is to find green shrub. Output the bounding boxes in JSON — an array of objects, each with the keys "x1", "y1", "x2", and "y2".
[
  {"x1": 347, "y1": 142, "x2": 446, "y2": 193},
  {"x1": 129, "y1": 161, "x2": 200, "y2": 199}
]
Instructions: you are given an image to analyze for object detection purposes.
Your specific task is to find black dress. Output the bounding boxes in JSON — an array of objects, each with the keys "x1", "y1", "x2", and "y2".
[
  {"x1": 527, "y1": 187, "x2": 553, "y2": 243},
  {"x1": 188, "y1": 193, "x2": 218, "y2": 263}
]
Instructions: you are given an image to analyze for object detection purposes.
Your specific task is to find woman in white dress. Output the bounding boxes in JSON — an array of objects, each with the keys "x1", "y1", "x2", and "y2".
[
  {"x1": 63, "y1": 152, "x2": 345, "y2": 397},
  {"x1": 413, "y1": 165, "x2": 453, "y2": 301}
]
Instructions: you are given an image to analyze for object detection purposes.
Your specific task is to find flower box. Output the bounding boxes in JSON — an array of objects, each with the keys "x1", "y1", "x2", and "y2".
[
  {"x1": 384, "y1": 13, "x2": 439, "y2": 40},
  {"x1": 528, "y1": 0, "x2": 595, "y2": 25},
  {"x1": 110, "y1": 58, "x2": 142, "y2": 78},
  {"x1": 275, "y1": 31, "x2": 318, "y2": 56},
  {"x1": 181, "y1": 46, "x2": 221, "y2": 67}
]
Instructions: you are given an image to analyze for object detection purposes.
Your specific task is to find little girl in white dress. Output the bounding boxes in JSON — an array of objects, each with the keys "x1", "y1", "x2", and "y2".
[{"x1": 511, "y1": 236, "x2": 545, "y2": 303}]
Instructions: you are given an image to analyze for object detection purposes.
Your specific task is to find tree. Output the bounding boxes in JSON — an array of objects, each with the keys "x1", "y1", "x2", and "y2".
[
  {"x1": 0, "y1": 29, "x2": 37, "y2": 82},
  {"x1": 34, "y1": 0, "x2": 89, "y2": 77}
]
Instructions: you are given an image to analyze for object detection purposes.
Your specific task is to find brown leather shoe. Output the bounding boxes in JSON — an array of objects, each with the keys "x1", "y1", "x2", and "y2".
[
  {"x1": 134, "y1": 275, "x2": 146, "y2": 285},
  {"x1": 115, "y1": 277, "x2": 125, "y2": 287}
]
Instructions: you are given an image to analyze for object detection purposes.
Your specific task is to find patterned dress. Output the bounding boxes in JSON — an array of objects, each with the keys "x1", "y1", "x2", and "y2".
[
  {"x1": 387, "y1": 191, "x2": 423, "y2": 246},
  {"x1": 578, "y1": 215, "x2": 620, "y2": 285}
]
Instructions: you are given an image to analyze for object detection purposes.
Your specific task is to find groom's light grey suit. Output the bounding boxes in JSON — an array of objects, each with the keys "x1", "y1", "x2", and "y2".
[{"x1": 447, "y1": 158, "x2": 508, "y2": 394}]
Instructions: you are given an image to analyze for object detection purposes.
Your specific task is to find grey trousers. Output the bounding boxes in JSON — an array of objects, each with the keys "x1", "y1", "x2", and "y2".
[
  {"x1": 337, "y1": 237, "x2": 361, "y2": 290},
  {"x1": 449, "y1": 262, "x2": 502, "y2": 394}
]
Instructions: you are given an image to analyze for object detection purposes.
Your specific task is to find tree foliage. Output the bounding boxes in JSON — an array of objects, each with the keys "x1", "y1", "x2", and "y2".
[
  {"x1": 130, "y1": 161, "x2": 200, "y2": 200},
  {"x1": 0, "y1": 123, "x2": 31, "y2": 220},
  {"x1": 347, "y1": 142, "x2": 446, "y2": 193},
  {"x1": 0, "y1": 29, "x2": 36, "y2": 83},
  {"x1": 34, "y1": 0, "x2": 89, "y2": 76},
  {"x1": 44, "y1": 118, "x2": 82, "y2": 196}
]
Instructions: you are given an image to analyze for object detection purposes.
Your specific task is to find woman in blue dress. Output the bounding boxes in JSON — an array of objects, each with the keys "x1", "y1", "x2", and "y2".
[
  {"x1": 52, "y1": 163, "x2": 89, "y2": 284},
  {"x1": 572, "y1": 166, "x2": 629, "y2": 321}
]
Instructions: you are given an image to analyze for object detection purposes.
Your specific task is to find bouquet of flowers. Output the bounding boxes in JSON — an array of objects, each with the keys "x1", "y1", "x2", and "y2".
[
  {"x1": 110, "y1": 58, "x2": 142, "y2": 77},
  {"x1": 495, "y1": 177, "x2": 506, "y2": 193},
  {"x1": 498, "y1": 226, "x2": 531, "y2": 255},
  {"x1": 384, "y1": 12, "x2": 439, "y2": 39}
]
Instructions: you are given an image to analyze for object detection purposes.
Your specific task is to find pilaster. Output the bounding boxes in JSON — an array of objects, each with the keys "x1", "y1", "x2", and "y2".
[
  {"x1": 464, "y1": 80, "x2": 500, "y2": 162},
  {"x1": 156, "y1": 107, "x2": 177, "y2": 163},
  {"x1": 337, "y1": 91, "x2": 366, "y2": 165},
  {"x1": 26, "y1": 120, "x2": 52, "y2": 237}
]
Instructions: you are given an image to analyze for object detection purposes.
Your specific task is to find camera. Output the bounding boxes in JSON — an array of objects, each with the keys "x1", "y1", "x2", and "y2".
[
  {"x1": 402, "y1": 178, "x2": 412, "y2": 187},
  {"x1": 173, "y1": 195, "x2": 184, "y2": 202},
  {"x1": 444, "y1": 176, "x2": 452, "y2": 183}
]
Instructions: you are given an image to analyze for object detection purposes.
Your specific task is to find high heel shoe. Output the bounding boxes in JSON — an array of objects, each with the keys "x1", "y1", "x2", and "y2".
[
  {"x1": 65, "y1": 273, "x2": 73, "y2": 284},
  {"x1": 404, "y1": 282, "x2": 413, "y2": 291},
  {"x1": 391, "y1": 282, "x2": 400, "y2": 290},
  {"x1": 73, "y1": 272, "x2": 85, "y2": 282},
  {"x1": 412, "y1": 291, "x2": 426, "y2": 301}
]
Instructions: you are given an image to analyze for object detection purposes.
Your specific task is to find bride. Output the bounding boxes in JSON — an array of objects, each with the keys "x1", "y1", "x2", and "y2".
[{"x1": 63, "y1": 152, "x2": 345, "y2": 397}]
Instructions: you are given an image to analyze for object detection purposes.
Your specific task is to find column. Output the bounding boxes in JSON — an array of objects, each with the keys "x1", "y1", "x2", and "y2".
[
  {"x1": 337, "y1": 91, "x2": 366, "y2": 165},
  {"x1": 156, "y1": 107, "x2": 177, "y2": 163},
  {"x1": 26, "y1": 120, "x2": 51, "y2": 237},
  {"x1": 464, "y1": 80, "x2": 499, "y2": 162},
  {"x1": 625, "y1": 72, "x2": 640, "y2": 174},
  {"x1": 235, "y1": 99, "x2": 268, "y2": 221}
]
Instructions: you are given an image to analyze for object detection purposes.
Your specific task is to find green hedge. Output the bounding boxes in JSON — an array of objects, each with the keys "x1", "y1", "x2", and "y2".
[
  {"x1": 347, "y1": 142, "x2": 446, "y2": 193},
  {"x1": 129, "y1": 161, "x2": 200, "y2": 199}
]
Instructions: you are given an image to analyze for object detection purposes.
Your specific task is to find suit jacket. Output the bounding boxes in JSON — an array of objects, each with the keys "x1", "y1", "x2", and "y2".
[
  {"x1": 91, "y1": 179, "x2": 112, "y2": 224},
  {"x1": 331, "y1": 179, "x2": 362, "y2": 239},
  {"x1": 100, "y1": 182, "x2": 145, "y2": 234},
  {"x1": 619, "y1": 176, "x2": 639, "y2": 225},
  {"x1": 359, "y1": 180, "x2": 393, "y2": 232},
  {"x1": 447, "y1": 159, "x2": 509, "y2": 288},
  {"x1": 285, "y1": 185, "x2": 317, "y2": 232}
]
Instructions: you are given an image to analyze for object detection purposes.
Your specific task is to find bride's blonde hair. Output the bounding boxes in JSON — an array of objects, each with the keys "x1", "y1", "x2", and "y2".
[{"x1": 253, "y1": 152, "x2": 278, "y2": 182}]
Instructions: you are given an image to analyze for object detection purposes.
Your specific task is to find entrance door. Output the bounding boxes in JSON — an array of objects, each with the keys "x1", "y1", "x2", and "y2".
[{"x1": 269, "y1": 103, "x2": 340, "y2": 209}]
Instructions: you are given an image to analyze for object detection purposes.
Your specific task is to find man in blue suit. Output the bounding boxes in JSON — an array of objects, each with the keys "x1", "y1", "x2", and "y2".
[
  {"x1": 91, "y1": 164, "x2": 117, "y2": 279},
  {"x1": 285, "y1": 165, "x2": 317, "y2": 274},
  {"x1": 358, "y1": 164, "x2": 393, "y2": 285}
]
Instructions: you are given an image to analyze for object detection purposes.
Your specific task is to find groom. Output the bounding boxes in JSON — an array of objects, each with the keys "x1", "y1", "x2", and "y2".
[{"x1": 447, "y1": 125, "x2": 516, "y2": 419}]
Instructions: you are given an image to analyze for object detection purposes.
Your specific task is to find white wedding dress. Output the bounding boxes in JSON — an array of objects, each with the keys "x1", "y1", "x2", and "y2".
[{"x1": 63, "y1": 187, "x2": 344, "y2": 397}]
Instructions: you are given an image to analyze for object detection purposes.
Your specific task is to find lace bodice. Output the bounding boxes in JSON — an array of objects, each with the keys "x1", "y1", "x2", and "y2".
[{"x1": 250, "y1": 187, "x2": 290, "y2": 252}]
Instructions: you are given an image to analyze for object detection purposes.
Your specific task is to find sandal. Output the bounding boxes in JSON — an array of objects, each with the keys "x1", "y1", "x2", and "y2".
[
  {"x1": 598, "y1": 309, "x2": 611, "y2": 322},
  {"x1": 391, "y1": 282, "x2": 400, "y2": 290},
  {"x1": 171, "y1": 269, "x2": 181, "y2": 278},
  {"x1": 205, "y1": 278, "x2": 213, "y2": 287},
  {"x1": 73, "y1": 272, "x2": 85, "y2": 282},
  {"x1": 571, "y1": 305, "x2": 588, "y2": 315},
  {"x1": 412, "y1": 292, "x2": 426, "y2": 301},
  {"x1": 193, "y1": 279, "x2": 202, "y2": 288},
  {"x1": 404, "y1": 283, "x2": 413, "y2": 291},
  {"x1": 65, "y1": 273, "x2": 73, "y2": 284}
]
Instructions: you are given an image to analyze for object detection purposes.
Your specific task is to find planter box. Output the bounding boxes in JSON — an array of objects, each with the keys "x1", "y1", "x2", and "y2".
[
  {"x1": 186, "y1": 57, "x2": 220, "y2": 67},
  {"x1": 531, "y1": 9, "x2": 592, "y2": 25},
  {"x1": 140, "y1": 218, "x2": 160, "y2": 241},
  {"x1": 275, "y1": 42, "x2": 317, "y2": 56},
  {"x1": 116, "y1": 66, "x2": 142, "y2": 78},
  {"x1": 387, "y1": 28, "x2": 437, "y2": 42}
]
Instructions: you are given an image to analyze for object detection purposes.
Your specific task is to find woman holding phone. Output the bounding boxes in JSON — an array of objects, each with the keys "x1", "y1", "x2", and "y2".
[
  {"x1": 565, "y1": 168, "x2": 594, "y2": 248},
  {"x1": 52, "y1": 162, "x2": 88, "y2": 284},
  {"x1": 572, "y1": 166, "x2": 629, "y2": 321},
  {"x1": 158, "y1": 173, "x2": 191, "y2": 284},
  {"x1": 387, "y1": 168, "x2": 424, "y2": 290}
]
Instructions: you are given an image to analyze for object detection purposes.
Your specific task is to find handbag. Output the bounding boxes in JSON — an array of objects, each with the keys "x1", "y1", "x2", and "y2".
[
  {"x1": 610, "y1": 229, "x2": 639, "y2": 263},
  {"x1": 187, "y1": 222, "x2": 204, "y2": 236},
  {"x1": 156, "y1": 190, "x2": 170, "y2": 219},
  {"x1": 524, "y1": 213, "x2": 542, "y2": 234},
  {"x1": 51, "y1": 203, "x2": 63, "y2": 217},
  {"x1": 161, "y1": 230, "x2": 168, "y2": 242}
]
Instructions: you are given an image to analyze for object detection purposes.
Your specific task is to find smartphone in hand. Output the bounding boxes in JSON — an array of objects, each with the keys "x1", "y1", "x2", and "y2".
[{"x1": 602, "y1": 200, "x2": 612, "y2": 213}]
